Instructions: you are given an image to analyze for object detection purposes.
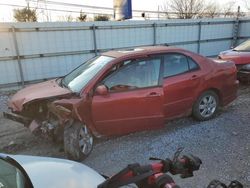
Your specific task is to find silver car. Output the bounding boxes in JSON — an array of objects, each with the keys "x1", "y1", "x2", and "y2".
[{"x1": 0, "y1": 153, "x2": 105, "y2": 188}]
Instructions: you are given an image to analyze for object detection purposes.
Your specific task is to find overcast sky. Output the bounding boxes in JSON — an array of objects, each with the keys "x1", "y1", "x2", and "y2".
[{"x1": 0, "y1": 0, "x2": 248, "y2": 22}]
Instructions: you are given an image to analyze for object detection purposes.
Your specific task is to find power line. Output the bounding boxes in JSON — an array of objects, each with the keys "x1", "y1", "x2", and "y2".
[
  {"x1": 0, "y1": 3, "x2": 113, "y2": 15},
  {"x1": 30, "y1": 0, "x2": 114, "y2": 11},
  {"x1": 0, "y1": 2, "x2": 164, "y2": 18},
  {"x1": 26, "y1": 0, "x2": 170, "y2": 14}
]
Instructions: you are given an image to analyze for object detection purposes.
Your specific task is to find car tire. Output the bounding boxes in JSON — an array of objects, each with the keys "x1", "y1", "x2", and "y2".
[
  {"x1": 64, "y1": 121, "x2": 94, "y2": 161},
  {"x1": 192, "y1": 90, "x2": 219, "y2": 121}
]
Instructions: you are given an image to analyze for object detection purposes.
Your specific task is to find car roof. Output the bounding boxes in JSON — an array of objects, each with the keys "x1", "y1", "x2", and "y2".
[{"x1": 102, "y1": 46, "x2": 186, "y2": 58}]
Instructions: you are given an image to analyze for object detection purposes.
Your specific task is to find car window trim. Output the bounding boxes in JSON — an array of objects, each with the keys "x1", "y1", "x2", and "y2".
[{"x1": 107, "y1": 85, "x2": 163, "y2": 94}]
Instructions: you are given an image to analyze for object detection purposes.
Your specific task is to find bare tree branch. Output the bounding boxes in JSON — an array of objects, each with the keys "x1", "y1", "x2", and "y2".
[
  {"x1": 162, "y1": 0, "x2": 221, "y2": 19},
  {"x1": 242, "y1": 0, "x2": 250, "y2": 10},
  {"x1": 222, "y1": 1, "x2": 236, "y2": 17}
]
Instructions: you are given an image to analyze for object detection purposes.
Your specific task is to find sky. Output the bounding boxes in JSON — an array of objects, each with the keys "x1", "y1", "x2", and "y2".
[{"x1": 0, "y1": 0, "x2": 248, "y2": 22}]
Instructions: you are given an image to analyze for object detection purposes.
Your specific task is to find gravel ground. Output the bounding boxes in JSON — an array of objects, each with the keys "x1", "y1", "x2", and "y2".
[{"x1": 0, "y1": 86, "x2": 250, "y2": 188}]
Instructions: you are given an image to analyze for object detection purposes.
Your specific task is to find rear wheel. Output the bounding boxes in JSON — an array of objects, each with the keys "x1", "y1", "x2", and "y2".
[
  {"x1": 192, "y1": 90, "x2": 219, "y2": 121},
  {"x1": 64, "y1": 121, "x2": 93, "y2": 161}
]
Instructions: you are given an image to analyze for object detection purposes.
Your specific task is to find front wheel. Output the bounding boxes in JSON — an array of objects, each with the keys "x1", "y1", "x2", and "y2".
[
  {"x1": 64, "y1": 121, "x2": 94, "y2": 161},
  {"x1": 192, "y1": 90, "x2": 219, "y2": 121}
]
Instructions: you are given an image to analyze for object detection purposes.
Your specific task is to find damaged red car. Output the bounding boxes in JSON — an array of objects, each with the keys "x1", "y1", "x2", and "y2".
[{"x1": 4, "y1": 46, "x2": 239, "y2": 161}]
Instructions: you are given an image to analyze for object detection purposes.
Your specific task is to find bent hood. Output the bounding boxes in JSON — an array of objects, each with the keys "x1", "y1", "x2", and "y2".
[
  {"x1": 9, "y1": 79, "x2": 71, "y2": 112},
  {"x1": 3, "y1": 154, "x2": 105, "y2": 188}
]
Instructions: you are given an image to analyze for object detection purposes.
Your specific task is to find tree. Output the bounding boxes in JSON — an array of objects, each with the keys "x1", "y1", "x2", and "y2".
[
  {"x1": 203, "y1": 3, "x2": 220, "y2": 18},
  {"x1": 65, "y1": 15, "x2": 74, "y2": 22},
  {"x1": 160, "y1": 3, "x2": 172, "y2": 19},
  {"x1": 161, "y1": 0, "x2": 244, "y2": 19},
  {"x1": 13, "y1": 7, "x2": 37, "y2": 22},
  {"x1": 77, "y1": 11, "x2": 87, "y2": 22},
  {"x1": 165, "y1": 0, "x2": 208, "y2": 19},
  {"x1": 94, "y1": 15, "x2": 110, "y2": 21},
  {"x1": 222, "y1": 1, "x2": 245, "y2": 18},
  {"x1": 222, "y1": 1, "x2": 236, "y2": 17}
]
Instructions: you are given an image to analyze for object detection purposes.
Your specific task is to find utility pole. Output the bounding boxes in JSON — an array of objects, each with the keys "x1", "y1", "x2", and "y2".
[
  {"x1": 158, "y1": 5, "x2": 160, "y2": 20},
  {"x1": 231, "y1": 6, "x2": 241, "y2": 48},
  {"x1": 36, "y1": 0, "x2": 51, "y2": 21},
  {"x1": 26, "y1": 0, "x2": 30, "y2": 21},
  {"x1": 26, "y1": 0, "x2": 30, "y2": 9}
]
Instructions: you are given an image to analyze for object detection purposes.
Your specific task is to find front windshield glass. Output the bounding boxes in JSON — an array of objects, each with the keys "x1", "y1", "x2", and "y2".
[
  {"x1": 0, "y1": 158, "x2": 26, "y2": 188},
  {"x1": 62, "y1": 55, "x2": 114, "y2": 93},
  {"x1": 234, "y1": 40, "x2": 250, "y2": 51}
]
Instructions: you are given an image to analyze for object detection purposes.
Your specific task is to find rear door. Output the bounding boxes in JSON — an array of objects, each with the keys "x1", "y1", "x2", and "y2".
[
  {"x1": 162, "y1": 53, "x2": 202, "y2": 119},
  {"x1": 91, "y1": 57, "x2": 164, "y2": 135}
]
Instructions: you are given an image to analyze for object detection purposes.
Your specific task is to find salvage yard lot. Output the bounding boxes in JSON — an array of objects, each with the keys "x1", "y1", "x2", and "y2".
[{"x1": 0, "y1": 85, "x2": 250, "y2": 187}]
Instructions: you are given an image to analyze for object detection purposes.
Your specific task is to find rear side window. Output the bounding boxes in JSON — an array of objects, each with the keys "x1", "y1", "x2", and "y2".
[
  {"x1": 188, "y1": 57, "x2": 199, "y2": 71},
  {"x1": 163, "y1": 54, "x2": 199, "y2": 78}
]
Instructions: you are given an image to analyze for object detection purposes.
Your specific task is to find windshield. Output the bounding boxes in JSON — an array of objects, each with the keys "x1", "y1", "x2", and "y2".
[
  {"x1": 62, "y1": 55, "x2": 114, "y2": 93},
  {"x1": 0, "y1": 158, "x2": 27, "y2": 188},
  {"x1": 234, "y1": 40, "x2": 250, "y2": 51}
]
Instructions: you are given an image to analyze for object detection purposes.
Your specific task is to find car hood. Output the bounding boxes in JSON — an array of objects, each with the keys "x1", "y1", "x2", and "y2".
[
  {"x1": 9, "y1": 79, "x2": 72, "y2": 112},
  {"x1": 219, "y1": 49, "x2": 236, "y2": 56},
  {"x1": 5, "y1": 154, "x2": 105, "y2": 188},
  {"x1": 220, "y1": 49, "x2": 250, "y2": 57}
]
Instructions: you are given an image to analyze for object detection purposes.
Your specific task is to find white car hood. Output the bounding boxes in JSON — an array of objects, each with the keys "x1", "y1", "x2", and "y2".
[{"x1": 7, "y1": 154, "x2": 105, "y2": 188}]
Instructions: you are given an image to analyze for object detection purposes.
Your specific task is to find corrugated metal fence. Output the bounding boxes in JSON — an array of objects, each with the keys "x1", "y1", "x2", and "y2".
[{"x1": 0, "y1": 18, "x2": 250, "y2": 89}]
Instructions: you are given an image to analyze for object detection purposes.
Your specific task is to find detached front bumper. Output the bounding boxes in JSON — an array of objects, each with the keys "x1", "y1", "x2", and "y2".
[{"x1": 3, "y1": 111, "x2": 31, "y2": 126}]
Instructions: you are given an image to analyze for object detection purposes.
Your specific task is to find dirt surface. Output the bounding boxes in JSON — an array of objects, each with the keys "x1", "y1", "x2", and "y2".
[{"x1": 0, "y1": 86, "x2": 250, "y2": 188}]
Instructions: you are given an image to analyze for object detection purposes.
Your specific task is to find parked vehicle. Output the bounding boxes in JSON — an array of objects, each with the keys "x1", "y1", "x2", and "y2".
[
  {"x1": 0, "y1": 152, "x2": 243, "y2": 188},
  {"x1": 218, "y1": 39, "x2": 250, "y2": 83},
  {"x1": 4, "y1": 46, "x2": 239, "y2": 161},
  {"x1": 0, "y1": 153, "x2": 105, "y2": 188}
]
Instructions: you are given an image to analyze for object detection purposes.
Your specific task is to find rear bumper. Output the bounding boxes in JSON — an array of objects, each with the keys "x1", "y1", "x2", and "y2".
[
  {"x1": 222, "y1": 80, "x2": 239, "y2": 106},
  {"x1": 3, "y1": 111, "x2": 31, "y2": 125}
]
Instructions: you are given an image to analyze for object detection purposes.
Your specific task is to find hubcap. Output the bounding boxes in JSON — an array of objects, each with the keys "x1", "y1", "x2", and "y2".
[
  {"x1": 78, "y1": 125, "x2": 93, "y2": 155},
  {"x1": 199, "y1": 95, "x2": 217, "y2": 118}
]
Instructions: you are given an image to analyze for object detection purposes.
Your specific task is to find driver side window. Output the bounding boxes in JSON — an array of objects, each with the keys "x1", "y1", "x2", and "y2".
[{"x1": 103, "y1": 58, "x2": 161, "y2": 92}]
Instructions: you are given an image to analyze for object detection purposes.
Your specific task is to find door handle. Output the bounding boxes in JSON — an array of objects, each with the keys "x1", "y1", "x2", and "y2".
[
  {"x1": 191, "y1": 75, "x2": 198, "y2": 80},
  {"x1": 146, "y1": 92, "x2": 161, "y2": 97}
]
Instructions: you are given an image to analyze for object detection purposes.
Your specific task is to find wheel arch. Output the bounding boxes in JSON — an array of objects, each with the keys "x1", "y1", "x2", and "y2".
[{"x1": 196, "y1": 88, "x2": 222, "y2": 106}]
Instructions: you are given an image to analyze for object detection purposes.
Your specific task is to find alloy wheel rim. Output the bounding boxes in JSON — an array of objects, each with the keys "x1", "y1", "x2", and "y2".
[
  {"x1": 78, "y1": 125, "x2": 93, "y2": 155},
  {"x1": 199, "y1": 95, "x2": 217, "y2": 118}
]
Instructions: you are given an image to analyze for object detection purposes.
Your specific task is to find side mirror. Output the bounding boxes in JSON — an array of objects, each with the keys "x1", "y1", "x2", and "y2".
[{"x1": 95, "y1": 85, "x2": 108, "y2": 96}]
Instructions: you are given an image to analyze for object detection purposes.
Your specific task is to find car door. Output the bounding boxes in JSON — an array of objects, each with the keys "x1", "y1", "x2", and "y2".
[
  {"x1": 162, "y1": 53, "x2": 202, "y2": 119},
  {"x1": 91, "y1": 57, "x2": 164, "y2": 135}
]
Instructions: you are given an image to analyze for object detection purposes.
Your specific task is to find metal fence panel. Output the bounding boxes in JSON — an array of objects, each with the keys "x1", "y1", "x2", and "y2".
[
  {"x1": 0, "y1": 18, "x2": 249, "y2": 88},
  {"x1": 20, "y1": 53, "x2": 95, "y2": 81},
  {"x1": 0, "y1": 60, "x2": 21, "y2": 85},
  {"x1": 239, "y1": 20, "x2": 250, "y2": 38}
]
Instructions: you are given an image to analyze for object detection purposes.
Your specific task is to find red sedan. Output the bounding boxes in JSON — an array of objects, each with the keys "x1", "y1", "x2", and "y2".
[
  {"x1": 218, "y1": 39, "x2": 250, "y2": 82},
  {"x1": 4, "y1": 46, "x2": 238, "y2": 160}
]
